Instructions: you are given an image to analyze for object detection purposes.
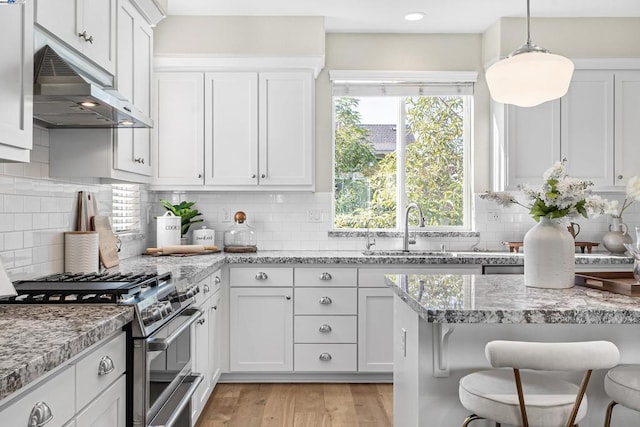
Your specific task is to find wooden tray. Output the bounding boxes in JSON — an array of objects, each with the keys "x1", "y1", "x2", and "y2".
[
  {"x1": 575, "y1": 272, "x2": 640, "y2": 296},
  {"x1": 502, "y1": 241, "x2": 600, "y2": 254},
  {"x1": 144, "y1": 249, "x2": 221, "y2": 257},
  {"x1": 224, "y1": 246, "x2": 257, "y2": 253}
]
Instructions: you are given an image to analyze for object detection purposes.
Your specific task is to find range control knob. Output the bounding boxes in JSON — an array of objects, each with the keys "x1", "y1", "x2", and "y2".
[{"x1": 141, "y1": 307, "x2": 162, "y2": 326}]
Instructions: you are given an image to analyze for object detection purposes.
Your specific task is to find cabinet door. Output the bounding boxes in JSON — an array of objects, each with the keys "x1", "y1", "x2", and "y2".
[
  {"x1": 209, "y1": 291, "x2": 222, "y2": 385},
  {"x1": 114, "y1": 0, "x2": 152, "y2": 176},
  {"x1": 358, "y1": 287, "x2": 394, "y2": 372},
  {"x1": 74, "y1": 375, "x2": 126, "y2": 427},
  {"x1": 561, "y1": 70, "x2": 614, "y2": 187},
  {"x1": 35, "y1": 0, "x2": 79, "y2": 51},
  {"x1": 205, "y1": 72, "x2": 259, "y2": 186},
  {"x1": 614, "y1": 71, "x2": 640, "y2": 187},
  {"x1": 0, "y1": 0, "x2": 33, "y2": 161},
  {"x1": 153, "y1": 72, "x2": 205, "y2": 185},
  {"x1": 80, "y1": 0, "x2": 116, "y2": 74},
  {"x1": 191, "y1": 294, "x2": 212, "y2": 424},
  {"x1": 258, "y1": 72, "x2": 314, "y2": 187},
  {"x1": 230, "y1": 287, "x2": 293, "y2": 371},
  {"x1": 505, "y1": 101, "x2": 560, "y2": 189}
]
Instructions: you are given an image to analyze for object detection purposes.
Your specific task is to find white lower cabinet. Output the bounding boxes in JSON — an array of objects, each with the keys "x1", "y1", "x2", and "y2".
[
  {"x1": 294, "y1": 343, "x2": 357, "y2": 372},
  {"x1": 0, "y1": 331, "x2": 126, "y2": 427},
  {"x1": 358, "y1": 287, "x2": 394, "y2": 372},
  {"x1": 230, "y1": 286, "x2": 294, "y2": 371},
  {"x1": 74, "y1": 375, "x2": 126, "y2": 427}
]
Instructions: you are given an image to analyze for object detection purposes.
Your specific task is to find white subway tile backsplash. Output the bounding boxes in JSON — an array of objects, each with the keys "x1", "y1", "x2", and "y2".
[
  {"x1": 5, "y1": 232, "x2": 23, "y2": 250},
  {"x1": 14, "y1": 214, "x2": 33, "y2": 231},
  {"x1": 4, "y1": 195, "x2": 24, "y2": 213}
]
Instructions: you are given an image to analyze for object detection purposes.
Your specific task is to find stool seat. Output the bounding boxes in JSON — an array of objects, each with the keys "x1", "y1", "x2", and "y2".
[
  {"x1": 459, "y1": 369, "x2": 588, "y2": 426},
  {"x1": 604, "y1": 365, "x2": 640, "y2": 412}
]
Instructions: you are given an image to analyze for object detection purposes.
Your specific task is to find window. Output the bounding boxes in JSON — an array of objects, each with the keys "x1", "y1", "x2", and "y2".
[
  {"x1": 111, "y1": 184, "x2": 141, "y2": 233},
  {"x1": 331, "y1": 71, "x2": 476, "y2": 230}
]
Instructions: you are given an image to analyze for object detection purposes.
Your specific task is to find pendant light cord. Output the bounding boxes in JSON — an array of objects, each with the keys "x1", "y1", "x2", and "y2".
[{"x1": 526, "y1": 0, "x2": 532, "y2": 47}]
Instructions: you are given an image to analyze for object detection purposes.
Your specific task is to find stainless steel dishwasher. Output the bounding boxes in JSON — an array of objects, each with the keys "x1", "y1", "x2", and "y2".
[{"x1": 482, "y1": 264, "x2": 525, "y2": 274}]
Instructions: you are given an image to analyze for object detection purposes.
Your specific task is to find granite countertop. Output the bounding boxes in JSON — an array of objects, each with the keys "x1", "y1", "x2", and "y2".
[
  {"x1": 386, "y1": 273, "x2": 640, "y2": 325},
  {"x1": 0, "y1": 305, "x2": 133, "y2": 402},
  {"x1": 114, "y1": 250, "x2": 632, "y2": 286},
  {"x1": 0, "y1": 250, "x2": 630, "y2": 403}
]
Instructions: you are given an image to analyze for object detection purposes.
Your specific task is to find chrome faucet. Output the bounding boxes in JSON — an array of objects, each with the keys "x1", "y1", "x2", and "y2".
[
  {"x1": 403, "y1": 203, "x2": 425, "y2": 252},
  {"x1": 365, "y1": 220, "x2": 376, "y2": 250}
]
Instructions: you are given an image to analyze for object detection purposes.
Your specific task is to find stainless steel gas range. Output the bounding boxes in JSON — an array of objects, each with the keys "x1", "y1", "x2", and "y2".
[{"x1": 4, "y1": 271, "x2": 202, "y2": 427}]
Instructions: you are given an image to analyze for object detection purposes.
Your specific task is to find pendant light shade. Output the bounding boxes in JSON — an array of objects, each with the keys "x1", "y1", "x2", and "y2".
[{"x1": 486, "y1": 0, "x2": 574, "y2": 108}]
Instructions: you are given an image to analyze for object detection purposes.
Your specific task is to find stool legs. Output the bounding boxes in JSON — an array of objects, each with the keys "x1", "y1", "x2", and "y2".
[
  {"x1": 604, "y1": 401, "x2": 618, "y2": 427},
  {"x1": 462, "y1": 414, "x2": 482, "y2": 426}
]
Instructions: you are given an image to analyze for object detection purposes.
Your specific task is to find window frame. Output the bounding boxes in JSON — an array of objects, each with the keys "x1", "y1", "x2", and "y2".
[{"x1": 330, "y1": 70, "x2": 477, "y2": 231}]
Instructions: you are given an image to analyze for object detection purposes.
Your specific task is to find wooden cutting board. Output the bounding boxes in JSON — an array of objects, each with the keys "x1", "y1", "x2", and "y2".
[
  {"x1": 76, "y1": 191, "x2": 98, "y2": 231},
  {"x1": 575, "y1": 272, "x2": 640, "y2": 296},
  {"x1": 91, "y1": 216, "x2": 120, "y2": 268}
]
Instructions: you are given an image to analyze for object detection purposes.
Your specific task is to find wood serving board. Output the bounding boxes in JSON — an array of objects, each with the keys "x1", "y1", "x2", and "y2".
[
  {"x1": 575, "y1": 272, "x2": 640, "y2": 296},
  {"x1": 502, "y1": 241, "x2": 600, "y2": 254},
  {"x1": 91, "y1": 216, "x2": 120, "y2": 268},
  {"x1": 144, "y1": 249, "x2": 222, "y2": 257}
]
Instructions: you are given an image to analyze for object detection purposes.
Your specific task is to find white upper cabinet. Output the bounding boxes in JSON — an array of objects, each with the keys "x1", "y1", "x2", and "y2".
[
  {"x1": 114, "y1": 0, "x2": 153, "y2": 176},
  {"x1": 152, "y1": 72, "x2": 205, "y2": 185},
  {"x1": 35, "y1": 0, "x2": 116, "y2": 74},
  {"x1": 154, "y1": 70, "x2": 315, "y2": 191},
  {"x1": 0, "y1": 0, "x2": 33, "y2": 162},
  {"x1": 501, "y1": 100, "x2": 561, "y2": 189},
  {"x1": 205, "y1": 72, "x2": 259, "y2": 186},
  {"x1": 494, "y1": 67, "x2": 640, "y2": 191},
  {"x1": 614, "y1": 71, "x2": 640, "y2": 187},
  {"x1": 258, "y1": 72, "x2": 314, "y2": 187},
  {"x1": 560, "y1": 70, "x2": 614, "y2": 187}
]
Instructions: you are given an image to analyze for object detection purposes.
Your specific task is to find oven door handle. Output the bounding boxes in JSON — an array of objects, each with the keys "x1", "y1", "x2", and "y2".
[
  {"x1": 149, "y1": 374, "x2": 204, "y2": 427},
  {"x1": 147, "y1": 308, "x2": 203, "y2": 351}
]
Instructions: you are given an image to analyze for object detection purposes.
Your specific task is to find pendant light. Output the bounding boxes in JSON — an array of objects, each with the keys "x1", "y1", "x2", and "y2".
[{"x1": 485, "y1": 0, "x2": 574, "y2": 107}]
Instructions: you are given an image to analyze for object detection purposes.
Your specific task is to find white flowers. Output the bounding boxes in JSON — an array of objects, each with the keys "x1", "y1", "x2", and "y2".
[
  {"x1": 605, "y1": 175, "x2": 640, "y2": 217},
  {"x1": 481, "y1": 159, "x2": 606, "y2": 222}
]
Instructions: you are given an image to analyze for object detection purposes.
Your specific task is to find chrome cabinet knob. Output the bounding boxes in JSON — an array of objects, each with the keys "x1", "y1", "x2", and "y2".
[
  {"x1": 197, "y1": 318, "x2": 206, "y2": 325},
  {"x1": 134, "y1": 157, "x2": 145, "y2": 164},
  {"x1": 255, "y1": 272, "x2": 268, "y2": 280},
  {"x1": 78, "y1": 30, "x2": 93, "y2": 43},
  {"x1": 261, "y1": 174, "x2": 266, "y2": 178},
  {"x1": 319, "y1": 352, "x2": 332, "y2": 362},
  {"x1": 618, "y1": 174, "x2": 624, "y2": 180},
  {"x1": 28, "y1": 401, "x2": 53, "y2": 427},
  {"x1": 319, "y1": 272, "x2": 332, "y2": 281},
  {"x1": 197, "y1": 173, "x2": 202, "y2": 178},
  {"x1": 215, "y1": 276, "x2": 221, "y2": 284},
  {"x1": 98, "y1": 355, "x2": 115, "y2": 376},
  {"x1": 203, "y1": 284, "x2": 210, "y2": 294},
  {"x1": 285, "y1": 295, "x2": 292, "y2": 300},
  {"x1": 319, "y1": 296, "x2": 332, "y2": 305},
  {"x1": 318, "y1": 324, "x2": 332, "y2": 333},
  {"x1": 251, "y1": 174, "x2": 257, "y2": 178}
]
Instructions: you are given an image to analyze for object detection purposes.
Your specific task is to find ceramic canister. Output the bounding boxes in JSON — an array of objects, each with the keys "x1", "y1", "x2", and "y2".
[
  {"x1": 191, "y1": 226, "x2": 215, "y2": 245},
  {"x1": 156, "y1": 211, "x2": 181, "y2": 247}
]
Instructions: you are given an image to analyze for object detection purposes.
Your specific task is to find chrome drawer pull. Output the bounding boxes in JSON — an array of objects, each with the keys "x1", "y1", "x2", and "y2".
[
  {"x1": 28, "y1": 401, "x2": 53, "y2": 427},
  {"x1": 98, "y1": 355, "x2": 115, "y2": 376},
  {"x1": 319, "y1": 272, "x2": 332, "y2": 281},
  {"x1": 255, "y1": 272, "x2": 268, "y2": 280},
  {"x1": 215, "y1": 276, "x2": 221, "y2": 284},
  {"x1": 319, "y1": 296, "x2": 332, "y2": 305},
  {"x1": 319, "y1": 324, "x2": 332, "y2": 333},
  {"x1": 319, "y1": 352, "x2": 332, "y2": 362},
  {"x1": 203, "y1": 284, "x2": 210, "y2": 294}
]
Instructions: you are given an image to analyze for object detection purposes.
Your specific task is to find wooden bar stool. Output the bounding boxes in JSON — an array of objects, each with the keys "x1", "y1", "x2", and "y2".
[
  {"x1": 459, "y1": 340, "x2": 620, "y2": 427},
  {"x1": 604, "y1": 365, "x2": 640, "y2": 426}
]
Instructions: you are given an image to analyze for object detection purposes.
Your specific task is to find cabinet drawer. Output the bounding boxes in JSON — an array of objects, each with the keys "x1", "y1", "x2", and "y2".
[
  {"x1": 230, "y1": 267, "x2": 294, "y2": 287},
  {"x1": 295, "y1": 267, "x2": 357, "y2": 287},
  {"x1": 294, "y1": 288, "x2": 357, "y2": 315},
  {"x1": 294, "y1": 315, "x2": 357, "y2": 343},
  {"x1": 1, "y1": 365, "x2": 75, "y2": 427},
  {"x1": 294, "y1": 344, "x2": 357, "y2": 372},
  {"x1": 76, "y1": 332, "x2": 126, "y2": 411}
]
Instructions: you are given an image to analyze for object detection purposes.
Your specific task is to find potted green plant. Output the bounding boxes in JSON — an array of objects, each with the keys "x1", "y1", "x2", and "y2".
[{"x1": 159, "y1": 199, "x2": 204, "y2": 237}]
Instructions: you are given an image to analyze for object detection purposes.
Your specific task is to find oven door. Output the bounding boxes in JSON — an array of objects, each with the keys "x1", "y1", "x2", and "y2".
[{"x1": 133, "y1": 307, "x2": 203, "y2": 427}]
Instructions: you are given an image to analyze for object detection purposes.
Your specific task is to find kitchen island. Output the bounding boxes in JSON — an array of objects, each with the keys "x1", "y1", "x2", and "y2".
[{"x1": 388, "y1": 273, "x2": 640, "y2": 427}]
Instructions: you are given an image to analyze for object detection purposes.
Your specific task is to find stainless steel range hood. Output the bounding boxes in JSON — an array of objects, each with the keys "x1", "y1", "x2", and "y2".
[{"x1": 33, "y1": 46, "x2": 153, "y2": 128}]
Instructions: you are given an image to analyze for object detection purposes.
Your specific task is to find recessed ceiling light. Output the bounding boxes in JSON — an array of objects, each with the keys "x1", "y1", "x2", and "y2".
[
  {"x1": 404, "y1": 12, "x2": 425, "y2": 21},
  {"x1": 120, "y1": 120, "x2": 134, "y2": 126},
  {"x1": 79, "y1": 101, "x2": 98, "y2": 107}
]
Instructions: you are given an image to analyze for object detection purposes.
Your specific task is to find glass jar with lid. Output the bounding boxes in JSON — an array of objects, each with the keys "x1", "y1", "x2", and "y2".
[{"x1": 223, "y1": 211, "x2": 257, "y2": 252}]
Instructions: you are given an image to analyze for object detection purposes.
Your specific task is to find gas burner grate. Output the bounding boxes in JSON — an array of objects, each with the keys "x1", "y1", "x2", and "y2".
[{"x1": 4, "y1": 272, "x2": 172, "y2": 304}]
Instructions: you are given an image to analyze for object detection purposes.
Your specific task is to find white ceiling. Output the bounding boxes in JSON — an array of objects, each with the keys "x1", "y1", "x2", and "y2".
[{"x1": 166, "y1": 0, "x2": 640, "y2": 34}]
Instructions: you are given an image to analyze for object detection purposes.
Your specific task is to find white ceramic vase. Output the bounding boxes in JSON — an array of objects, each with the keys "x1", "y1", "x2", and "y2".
[{"x1": 523, "y1": 217, "x2": 575, "y2": 289}]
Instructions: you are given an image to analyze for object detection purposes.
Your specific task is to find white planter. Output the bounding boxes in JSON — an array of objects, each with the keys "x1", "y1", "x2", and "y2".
[{"x1": 523, "y1": 217, "x2": 575, "y2": 289}]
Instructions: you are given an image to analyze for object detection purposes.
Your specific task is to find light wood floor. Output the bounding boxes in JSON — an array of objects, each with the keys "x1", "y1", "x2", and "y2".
[{"x1": 196, "y1": 383, "x2": 393, "y2": 427}]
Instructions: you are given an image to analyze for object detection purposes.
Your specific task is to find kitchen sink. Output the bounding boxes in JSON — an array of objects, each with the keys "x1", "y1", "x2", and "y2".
[{"x1": 362, "y1": 250, "x2": 454, "y2": 257}]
